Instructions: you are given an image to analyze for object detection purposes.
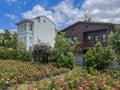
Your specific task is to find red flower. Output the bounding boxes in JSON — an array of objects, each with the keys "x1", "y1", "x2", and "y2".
[
  {"x1": 98, "y1": 80, "x2": 105, "y2": 86},
  {"x1": 57, "y1": 78, "x2": 62, "y2": 83},
  {"x1": 28, "y1": 87, "x2": 33, "y2": 90},
  {"x1": 84, "y1": 82, "x2": 89, "y2": 87},
  {"x1": 78, "y1": 86, "x2": 83, "y2": 90},
  {"x1": 112, "y1": 88, "x2": 115, "y2": 90}
]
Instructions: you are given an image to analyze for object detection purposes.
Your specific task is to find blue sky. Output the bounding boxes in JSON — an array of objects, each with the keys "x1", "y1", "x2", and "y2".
[{"x1": 0, "y1": 0, "x2": 120, "y2": 31}]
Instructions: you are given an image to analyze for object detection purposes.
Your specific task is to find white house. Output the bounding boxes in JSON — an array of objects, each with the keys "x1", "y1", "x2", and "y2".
[{"x1": 16, "y1": 16, "x2": 56, "y2": 51}]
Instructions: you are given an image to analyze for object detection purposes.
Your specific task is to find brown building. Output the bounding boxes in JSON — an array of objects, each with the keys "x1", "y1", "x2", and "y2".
[{"x1": 60, "y1": 21, "x2": 115, "y2": 54}]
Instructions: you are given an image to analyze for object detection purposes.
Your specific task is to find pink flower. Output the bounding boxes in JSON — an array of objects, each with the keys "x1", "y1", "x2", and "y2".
[
  {"x1": 98, "y1": 80, "x2": 105, "y2": 86},
  {"x1": 112, "y1": 88, "x2": 115, "y2": 90},
  {"x1": 57, "y1": 78, "x2": 62, "y2": 83},
  {"x1": 84, "y1": 82, "x2": 89, "y2": 87},
  {"x1": 78, "y1": 86, "x2": 83, "y2": 90},
  {"x1": 64, "y1": 81, "x2": 67, "y2": 85},
  {"x1": 29, "y1": 87, "x2": 33, "y2": 90}
]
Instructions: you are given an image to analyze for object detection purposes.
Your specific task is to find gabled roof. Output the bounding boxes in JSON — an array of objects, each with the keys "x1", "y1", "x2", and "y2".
[
  {"x1": 60, "y1": 21, "x2": 115, "y2": 32},
  {"x1": 16, "y1": 19, "x2": 33, "y2": 25},
  {"x1": 33, "y1": 15, "x2": 56, "y2": 26},
  {"x1": 16, "y1": 16, "x2": 56, "y2": 26}
]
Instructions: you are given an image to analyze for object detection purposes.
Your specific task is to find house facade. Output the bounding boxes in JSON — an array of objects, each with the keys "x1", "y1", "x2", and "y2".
[
  {"x1": 16, "y1": 16, "x2": 56, "y2": 51},
  {"x1": 60, "y1": 21, "x2": 115, "y2": 54}
]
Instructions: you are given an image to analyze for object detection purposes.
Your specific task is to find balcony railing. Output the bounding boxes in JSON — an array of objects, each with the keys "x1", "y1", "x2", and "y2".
[{"x1": 82, "y1": 41, "x2": 108, "y2": 48}]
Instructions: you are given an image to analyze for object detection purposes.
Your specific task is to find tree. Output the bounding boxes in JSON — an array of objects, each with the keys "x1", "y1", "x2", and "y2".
[
  {"x1": 11, "y1": 32, "x2": 18, "y2": 49},
  {"x1": 108, "y1": 25, "x2": 120, "y2": 63},
  {"x1": 0, "y1": 30, "x2": 23, "y2": 50},
  {"x1": 32, "y1": 42, "x2": 52, "y2": 63},
  {"x1": 84, "y1": 42, "x2": 114, "y2": 71},
  {"x1": 17, "y1": 39, "x2": 26, "y2": 50},
  {"x1": 52, "y1": 33, "x2": 75, "y2": 69},
  {"x1": 83, "y1": 13, "x2": 92, "y2": 22}
]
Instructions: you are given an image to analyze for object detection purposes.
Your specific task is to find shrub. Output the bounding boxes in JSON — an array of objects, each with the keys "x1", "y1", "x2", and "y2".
[
  {"x1": 52, "y1": 33, "x2": 75, "y2": 69},
  {"x1": 0, "y1": 49, "x2": 32, "y2": 61},
  {"x1": 84, "y1": 41, "x2": 114, "y2": 71},
  {"x1": 0, "y1": 49, "x2": 16, "y2": 60},
  {"x1": 108, "y1": 25, "x2": 120, "y2": 63},
  {"x1": 32, "y1": 42, "x2": 52, "y2": 63},
  {"x1": 16, "y1": 50, "x2": 32, "y2": 61}
]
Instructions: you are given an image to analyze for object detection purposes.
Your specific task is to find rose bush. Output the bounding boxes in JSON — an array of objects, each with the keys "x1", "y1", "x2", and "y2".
[
  {"x1": 0, "y1": 60, "x2": 69, "y2": 89},
  {"x1": 30, "y1": 68, "x2": 120, "y2": 90}
]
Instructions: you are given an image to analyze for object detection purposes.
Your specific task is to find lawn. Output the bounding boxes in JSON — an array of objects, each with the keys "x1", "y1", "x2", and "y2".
[{"x1": 0, "y1": 60, "x2": 120, "y2": 90}]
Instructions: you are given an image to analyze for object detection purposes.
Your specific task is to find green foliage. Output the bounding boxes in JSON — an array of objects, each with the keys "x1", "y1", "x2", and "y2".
[
  {"x1": 52, "y1": 33, "x2": 75, "y2": 69},
  {"x1": 108, "y1": 25, "x2": 120, "y2": 63},
  {"x1": 0, "y1": 30, "x2": 18, "y2": 50},
  {"x1": 32, "y1": 42, "x2": 52, "y2": 63},
  {"x1": 0, "y1": 49, "x2": 32, "y2": 61},
  {"x1": 84, "y1": 41, "x2": 114, "y2": 71},
  {"x1": 17, "y1": 39, "x2": 26, "y2": 50},
  {"x1": 0, "y1": 49, "x2": 16, "y2": 60},
  {"x1": 16, "y1": 50, "x2": 32, "y2": 61}
]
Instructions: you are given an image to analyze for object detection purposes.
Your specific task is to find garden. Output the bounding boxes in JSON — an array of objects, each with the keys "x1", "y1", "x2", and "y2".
[
  {"x1": 0, "y1": 25, "x2": 120, "y2": 90},
  {"x1": 29, "y1": 67, "x2": 120, "y2": 90},
  {"x1": 0, "y1": 60, "x2": 69, "y2": 89}
]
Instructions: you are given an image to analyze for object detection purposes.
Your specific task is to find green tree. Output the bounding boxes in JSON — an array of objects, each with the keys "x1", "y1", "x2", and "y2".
[
  {"x1": 83, "y1": 13, "x2": 92, "y2": 22},
  {"x1": 84, "y1": 42, "x2": 114, "y2": 71},
  {"x1": 32, "y1": 42, "x2": 52, "y2": 63},
  {"x1": 52, "y1": 33, "x2": 75, "y2": 69},
  {"x1": 108, "y1": 25, "x2": 120, "y2": 63},
  {"x1": 11, "y1": 32, "x2": 18, "y2": 49}
]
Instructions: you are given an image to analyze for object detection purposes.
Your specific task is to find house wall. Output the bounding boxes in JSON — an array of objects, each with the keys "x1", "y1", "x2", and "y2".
[
  {"x1": 62, "y1": 22, "x2": 114, "y2": 53},
  {"x1": 17, "y1": 16, "x2": 56, "y2": 51},
  {"x1": 33, "y1": 16, "x2": 56, "y2": 47},
  {"x1": 63, "y1": 23, "x2": 113, "y2": 41}
]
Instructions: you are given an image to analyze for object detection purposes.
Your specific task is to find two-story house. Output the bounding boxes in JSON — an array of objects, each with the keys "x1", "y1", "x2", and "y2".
[
  {"x1": 16, "y1": 16, "x2": 56, "y2": 51},
  {"x1": 60, "y1": 21, "x2": 115, "y2": 54}
]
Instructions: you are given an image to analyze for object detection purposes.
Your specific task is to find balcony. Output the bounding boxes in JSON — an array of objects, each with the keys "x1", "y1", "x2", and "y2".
[{"x1": 82, "y1": 41, "x2": 108, "y2": 49}]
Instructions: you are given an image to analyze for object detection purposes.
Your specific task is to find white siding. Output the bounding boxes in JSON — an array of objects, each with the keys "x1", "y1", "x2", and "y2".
[
  {"x1": 33, "y1": 16, "x2": 55, "y2": 47},
  {"x1": 17, "y1": 16, "x2": 56, "y2": 51}
]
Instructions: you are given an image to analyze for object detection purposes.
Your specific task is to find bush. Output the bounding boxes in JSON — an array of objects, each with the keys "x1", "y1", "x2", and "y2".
[
  {"x1": 0, "y1": 49, "x2": 32, "y2": 61},
  {"x1": 84, "y1": 41, "x2": 114, "y2": 71},
  {"x1": 32, "y1": 42, "x2": 52, "y2": 63},
  {"x1": 0, "y1": 49, "x2": 16, "y2": 60},
  {"x1": 16, "y1": 50, "x2": 32, "y2": 61},
  {"x1": 52, "y1": 33, "x2": 75, "y2": 69}
]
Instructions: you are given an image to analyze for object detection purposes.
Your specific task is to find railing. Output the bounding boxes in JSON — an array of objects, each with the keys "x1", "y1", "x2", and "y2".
[{"x1": 82, "y1": 41, "x2": 108, "y2": 48}]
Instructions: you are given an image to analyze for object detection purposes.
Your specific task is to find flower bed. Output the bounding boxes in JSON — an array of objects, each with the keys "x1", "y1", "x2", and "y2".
[
  {"x1": 0, "y1": 60, "x2": 69, "y2": 89},
  {"x1": 30, "y1": 68, "x2": 120, "y2": 90}
]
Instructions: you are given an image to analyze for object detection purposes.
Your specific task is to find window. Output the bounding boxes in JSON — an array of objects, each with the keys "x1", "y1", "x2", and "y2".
[
  {"x1": 29, "y1": 46, "x2": 32, "y2": 51},
  {"x1": 43, "y1": 19, "x2": 46, "y2": 23},
  {"x1": 94, "y1": 34, "x2": 99, "y2": 42},
  {"x1": 87, "y1": 35, "x2": 91, "y2": 41},
  {"x1": 23, "y1": 24, "x2": 26, "y2": 31},
  {"x1": 38, "y1": 17, "x2": 40, "y2": 23},
  {"x1": 73, "y1": 37, "x2": 77, "y2": 41},
  {"x1": 68, "y1": 37, "x2": 72, "y2": 40},
  {"x1": 103, "y1": 34, "x2": 106, "y2": 42},
  {"x1": 29, "y1": 24, "x2": 32, "y2": 31},
  {"x1": 24, "y1": 36, "x2": 26, "y2": 42},
  {"x1": 29, "y1": 37, "x2": 32, "y2": 44}
]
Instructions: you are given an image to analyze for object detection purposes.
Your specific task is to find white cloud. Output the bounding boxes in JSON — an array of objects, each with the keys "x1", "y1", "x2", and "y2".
[
  {"x1": 5, "y1": 14, "x2": 16, "y2": 20},
  {"x1": 22, "y1": 0, "x2": 120, "y2": 29},
  {"x1": 22, "y1": 0, "x2": 82, "y2": 29},
  {"x1": 81, "y1": 0, "x2": 120, "y2": 24},
  {"x1": 0, "y1": 29, "x2": 17, "y2": 33},
  {"x1": 0, "y1": 29, "x2": 4, "y2": 33}
]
